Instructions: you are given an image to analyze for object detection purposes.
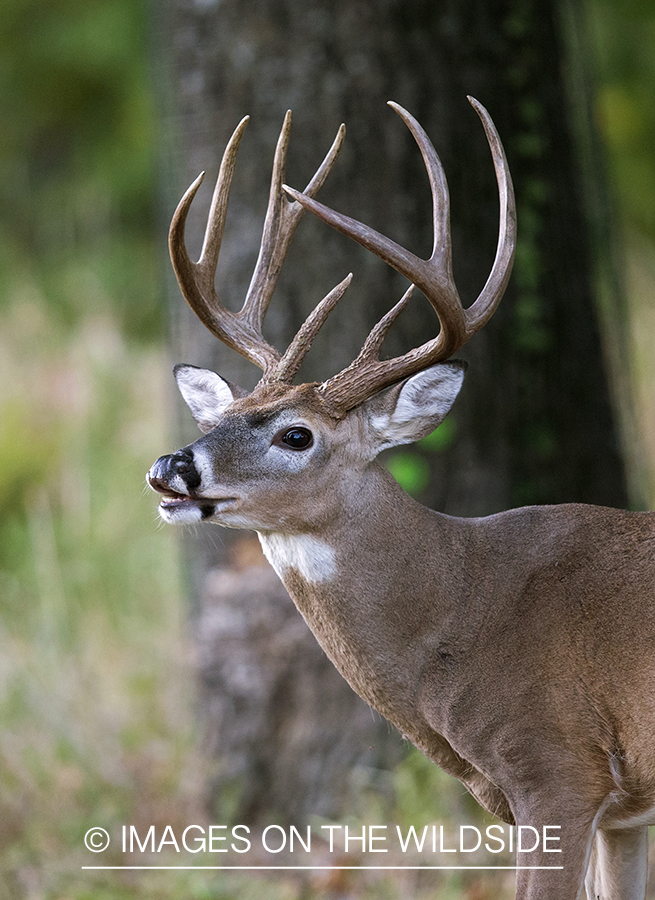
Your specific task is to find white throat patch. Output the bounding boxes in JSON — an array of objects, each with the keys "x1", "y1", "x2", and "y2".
[{"x1": 259, "y1": 534, "x2": 336, "y2": 584}]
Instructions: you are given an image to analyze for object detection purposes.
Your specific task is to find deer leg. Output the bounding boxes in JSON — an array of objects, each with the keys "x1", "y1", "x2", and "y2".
[
  {"x1": 512, "y1": 799, "x2": 600, "y2": 900},
  {"x1": 584, "y1": 826, "x2": 649, "y2": 900}
]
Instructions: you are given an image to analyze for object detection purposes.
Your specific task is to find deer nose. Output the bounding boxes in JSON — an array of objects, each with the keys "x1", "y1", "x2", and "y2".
[
  {"x1": 169, "y1": 449, "x2": 196, "y2": 478},
  {"x1": 148, "y1": 448, "x2": 201, "y2": 493}
]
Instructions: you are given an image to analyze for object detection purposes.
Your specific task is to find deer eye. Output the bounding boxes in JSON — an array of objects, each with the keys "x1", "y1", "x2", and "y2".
[{"x1": 276, "y1": 426, "x2": 313, "y2": 450}]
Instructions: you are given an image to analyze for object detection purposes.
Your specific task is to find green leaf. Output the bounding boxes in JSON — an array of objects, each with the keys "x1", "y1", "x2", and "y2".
[
  {"x1": 419, "y1": 416, "x2": 457, "y2": 451},
  {"x1": 385, "y1": 452, "x2": 430, "y2": 495}
]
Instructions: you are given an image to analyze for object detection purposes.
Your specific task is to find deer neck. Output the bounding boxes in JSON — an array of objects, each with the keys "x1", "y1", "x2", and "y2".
[{"x1": 258, "y1": 464, "x2": 470, "y2": 736}]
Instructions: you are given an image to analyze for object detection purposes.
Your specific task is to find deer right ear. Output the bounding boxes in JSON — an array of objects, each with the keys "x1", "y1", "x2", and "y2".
[
  {"x1": 173, "y1": 364, "x2": 247, "y2": 433},
  {"x1": 359, "y1": 361, "x2": 466, "y2": 457}
]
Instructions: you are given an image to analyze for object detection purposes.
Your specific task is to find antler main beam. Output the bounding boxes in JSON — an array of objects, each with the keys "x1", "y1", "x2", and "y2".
[
  {"x1": 169, "y1": 112, "x2": 346, "y2": 375},
  {"x1": 283, "y1": 97, "x2": 516, "y2": 412}
]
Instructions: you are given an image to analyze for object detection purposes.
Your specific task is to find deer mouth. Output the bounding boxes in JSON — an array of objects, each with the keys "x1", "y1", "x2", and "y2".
[
  {"x1": 158, "y1": 489, "x2": 195, "y2": 508},
  {"x1": 158, "y1": 491, "x2": 240, "y2": 522},
  {"x1": 147, "y1": 464, "x2": 240, "y2": 521}
]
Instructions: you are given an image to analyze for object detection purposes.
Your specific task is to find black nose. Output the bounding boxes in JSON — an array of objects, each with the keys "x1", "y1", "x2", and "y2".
[
  {"x1": 169, "y1": 448, "x2": 196, "y2": 478},
  {"x1": 148, "y1": 447, "x2": 201, "y2": 493}
]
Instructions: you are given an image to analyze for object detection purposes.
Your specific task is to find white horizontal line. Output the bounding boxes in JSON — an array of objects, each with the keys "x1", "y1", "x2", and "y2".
[{"x1": 81, "y1": 865, "x2": 563, "y2": 871}]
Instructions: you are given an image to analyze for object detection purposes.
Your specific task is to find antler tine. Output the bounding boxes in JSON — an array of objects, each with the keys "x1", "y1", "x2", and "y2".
[
  {"x1": 283, "y1": 99, "x2": 516, "y2": 413},
  {"x1": 169, "y1": 113, "x2": 346, "y2": 375},
  {"x1": 386, "y1": 102, "x2": 451, "y2": 268},
  {"x1": 464, "y1": 97, "x2": 517, "y2": 331},
  {"x1": 306, "y1": 285, "x2": 415, "y2": 412},
  {"x1": 271, "y1": 273, "x2": 353, "y2": 384},
  {"x1": 282, "y1": 102, "x2": 467, "y2": 358},
  {"x1": 273, "y1": 280, "x2": 414, "y2": 391},
  {"x1": 356, "y1": 284, "x2": 415, "y2": 362},
  {"x1": 169, "y1": 117, "x2": 282, "y2": 371},
  {"x1": 196, "y1": 116, "x2": 250, "y2": 296},
  {"x1": 241, "y1": 114, "x2": 346, "y2": 332}
]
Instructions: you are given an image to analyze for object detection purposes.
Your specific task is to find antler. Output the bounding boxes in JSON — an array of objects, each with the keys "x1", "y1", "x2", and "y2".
[
  {"x1": 170, "y1": 101, "x2": 515, "y2": 412},
  {"x1": 282, "y1": 97, "x2": 516, "y2": 412},
  {"x1": 169, "y1": 111, "x2": 346, "y2": 375}
]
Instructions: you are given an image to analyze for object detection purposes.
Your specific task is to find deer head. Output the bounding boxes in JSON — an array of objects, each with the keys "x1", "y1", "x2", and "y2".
[{"x1": 148, "y1": 99, "x2": 516, "y2": 530}]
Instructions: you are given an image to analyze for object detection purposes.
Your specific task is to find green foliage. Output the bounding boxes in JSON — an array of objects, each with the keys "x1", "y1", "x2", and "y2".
[
  {"x1": 0, "y1": 0, "x2": 159, "y2": 338},
  {"x1": 393, "y1": 748, "x2": 460, "y2": 829},
  {"x1": 0, "y1": 312, "x2": 199, "y2": 897},
  {"x1": 386, "y1": 452, "x2": 431, "y2": 495},
  {"x1": 0, "y1": 1, "x2": 190, "y2": 893},
  {"x1": 386, "y1": 419, "x2": 458, "y2": 497},
  {"x1": 419, "y1": 417, "x2": 457, "y2": 452},
  {"x1": 588, "y1": 0, "x2": 655, "y2": 242}
]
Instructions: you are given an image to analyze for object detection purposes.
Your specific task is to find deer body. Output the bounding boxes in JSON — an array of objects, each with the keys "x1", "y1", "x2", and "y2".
[
  {"x1": 148, "y1": 102, "x2": 654, "y2": 897},
  {"x1": 267, "y1": 490, "x2": 655, "y2": 792}
]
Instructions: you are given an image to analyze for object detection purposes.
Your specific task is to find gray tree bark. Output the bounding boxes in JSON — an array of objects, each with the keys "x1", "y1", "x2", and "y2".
[{"x1": 156, "y1": 0, "x2": 630, "y2": 824}]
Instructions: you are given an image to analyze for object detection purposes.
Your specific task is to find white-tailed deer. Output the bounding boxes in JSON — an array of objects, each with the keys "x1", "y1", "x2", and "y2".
[{"x1": 148, "y1": 100, "x2": 655, "y2": 900}]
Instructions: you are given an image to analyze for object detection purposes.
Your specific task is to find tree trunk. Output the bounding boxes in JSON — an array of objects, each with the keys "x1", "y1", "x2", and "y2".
[{"x1": 156, "y1": 0, "x2": 630, "y2": 824}]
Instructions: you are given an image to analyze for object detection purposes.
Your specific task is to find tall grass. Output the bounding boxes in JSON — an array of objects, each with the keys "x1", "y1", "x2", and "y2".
[{"x1": 0, "y1": 282, "x2": 202, "y2": 897}]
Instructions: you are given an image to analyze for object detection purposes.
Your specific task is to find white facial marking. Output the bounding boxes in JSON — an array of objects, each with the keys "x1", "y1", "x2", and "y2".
[
  {"x1": 188, "y1": 444, "x2": 215, "y2": 488},
  {"x1": 259, "y1": 533, "x2": 336, "y2": 583},
  {"x1": 158, "y1": 502, "x2": 204, "y2": 525}
]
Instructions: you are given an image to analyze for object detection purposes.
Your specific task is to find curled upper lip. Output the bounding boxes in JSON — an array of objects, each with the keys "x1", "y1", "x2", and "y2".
[
  {"x1": 148, "y1": 477, "x2": 204, "y2": 503},
  {"x1": 147, "y1": 473, "x2": 189, "y2": 497},
  {"x1": 152, "y1": 484, "x2": 200, "y2": 502}
]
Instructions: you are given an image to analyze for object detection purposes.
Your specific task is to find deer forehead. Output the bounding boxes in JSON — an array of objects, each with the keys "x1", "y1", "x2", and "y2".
[{"x1": 227, "y1": 384, "x2": 343, "y2": 427}]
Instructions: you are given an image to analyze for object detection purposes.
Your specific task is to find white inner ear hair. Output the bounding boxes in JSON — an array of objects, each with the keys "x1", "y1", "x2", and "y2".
[
  {"x1": 392, "y1": 367, "x2": 463, "y2": 426},
  {"x1": 177, "y1": 368, "x2": 235, "y2": 421}
]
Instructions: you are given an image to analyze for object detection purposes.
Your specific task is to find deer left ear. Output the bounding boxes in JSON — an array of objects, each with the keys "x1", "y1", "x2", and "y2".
[
  {"x1": 174, "y1": 364, "x2": 247, "y2": 433},
  {"x1": 360, "y1": 361, "x2": 466, "y2": 456}
]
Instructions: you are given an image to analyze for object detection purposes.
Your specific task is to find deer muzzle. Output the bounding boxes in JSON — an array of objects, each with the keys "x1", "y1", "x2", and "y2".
[
  {"x1": 147, "y1": 447, "x2": 241, "y2": 524},
  {"x1": 147, "y1": 447, "x2": 202, "y2": 499}
]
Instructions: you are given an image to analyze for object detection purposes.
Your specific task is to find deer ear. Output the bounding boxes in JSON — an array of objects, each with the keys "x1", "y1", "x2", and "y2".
[
  {"x1": 173, "y1": 364, "x2": 247, "y2": 433},
  {"x1": 360, "y1": 361, "x2": 466, "y2": 455}
]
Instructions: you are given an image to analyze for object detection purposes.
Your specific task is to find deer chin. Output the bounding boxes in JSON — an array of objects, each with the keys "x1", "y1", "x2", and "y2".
[{"x1": 158, "y1": 493, "x2": 240, "y2": 525}]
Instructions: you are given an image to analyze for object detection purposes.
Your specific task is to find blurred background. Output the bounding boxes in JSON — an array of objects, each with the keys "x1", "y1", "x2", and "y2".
[{"x1": 0, "y1": 0, "x2": 654, "y2": 897}]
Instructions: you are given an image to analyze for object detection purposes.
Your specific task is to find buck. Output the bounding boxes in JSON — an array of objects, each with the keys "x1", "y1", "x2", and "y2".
[{"x1": 148, "y1": 99, "x2": 655, "y2": 900}]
